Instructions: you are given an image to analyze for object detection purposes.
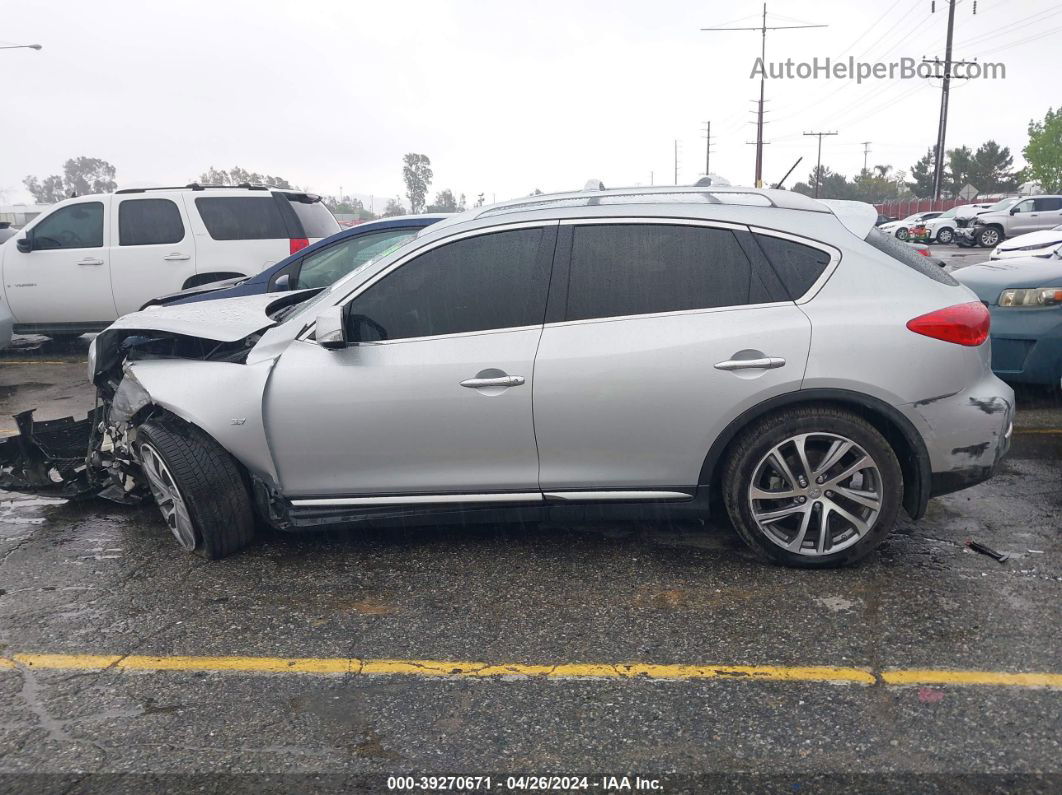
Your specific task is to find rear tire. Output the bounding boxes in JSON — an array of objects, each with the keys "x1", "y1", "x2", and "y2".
[
  {"x1": 722, "y1": 406, "x2": 902, "y2": 568},
  {"x1": 136, "y1": 419, "x2": 254, "y2": 558},
  {"x1": 895, "y1": 227, "x2": 909, "y2": 241}
]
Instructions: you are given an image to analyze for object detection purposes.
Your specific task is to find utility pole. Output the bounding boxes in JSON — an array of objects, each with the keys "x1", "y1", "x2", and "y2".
[
  {"x1": 860, "y1": 141, "x2": 872, "y2": 176},
  {"x1": 702, "y1": 121, "x2": 714, "y2": 176},
  {"x1": 803, "y1": 131, "x2": 838, "y2": 198},
  {"x1": 674, "y1": 139, "x2": 679, "y2": 185},
  {"x1": 702, "y1": 4, "x2": 825, "y2": 187},
  {"x1": 925, "y1": 0, "x2": 977, "y2": 199}
]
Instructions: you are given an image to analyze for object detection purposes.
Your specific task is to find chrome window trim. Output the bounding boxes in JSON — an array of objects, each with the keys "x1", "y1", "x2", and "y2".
[
  {"x1": 745, "y1": 225, "x2": 841, "y2": 305},
  {"x1": 297, "y1": 220, "x2": 559, "y2": 343}
]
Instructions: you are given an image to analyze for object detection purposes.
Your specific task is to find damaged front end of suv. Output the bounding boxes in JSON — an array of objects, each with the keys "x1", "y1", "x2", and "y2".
[{"x1": 0, "y1": 291, "x2": 314, "y2": 505}]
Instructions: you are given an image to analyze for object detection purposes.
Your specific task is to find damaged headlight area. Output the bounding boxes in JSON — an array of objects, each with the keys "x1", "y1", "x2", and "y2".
[{"x1": 0, "y1": 328, "x2": 261, "y2": 503}]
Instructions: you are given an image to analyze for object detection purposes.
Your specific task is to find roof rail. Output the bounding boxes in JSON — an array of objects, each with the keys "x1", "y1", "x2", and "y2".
[{"x1": 114, "y1": 183, "x2": 273, "y2": 194}]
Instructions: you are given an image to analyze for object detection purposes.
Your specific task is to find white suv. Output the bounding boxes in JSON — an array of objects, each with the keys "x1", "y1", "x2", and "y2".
[{"x1": 0, "y1": 185, "x2": 339, "y2": 345}]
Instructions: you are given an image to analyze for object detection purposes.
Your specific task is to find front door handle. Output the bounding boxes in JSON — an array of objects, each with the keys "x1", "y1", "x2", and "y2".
[
  {"x1": 460, "y1": 375, "x2": 525, "y2": 389},
  {"x1": 163, "y1": 253, "x2": 191, "y2": 261},
  {"x1": 77, "y1": 257, "x2": 104, "y2": 266},
  {"x1": 714, "y1": 357, "x2": 786, "y2": 371}
]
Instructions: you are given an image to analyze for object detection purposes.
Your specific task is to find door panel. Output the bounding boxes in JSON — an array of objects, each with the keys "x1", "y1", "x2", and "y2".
[
  {"x1": 533, "y1": 305, "x2": 811, "y2": 489},
  {"x1": 109, "y1": 195, "x2": 197, "y2": 314},
  {"x1": 3, "y1": 199, "x2": 116, "y2": 324},
  {"x1": 265, "y1": 331, "x2": 542, "y2": 496}
]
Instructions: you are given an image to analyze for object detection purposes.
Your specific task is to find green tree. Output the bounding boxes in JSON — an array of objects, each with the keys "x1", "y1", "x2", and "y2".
[
  {"x1": 474, "y1": 193, "x2": 485, "y2": 208},
  {"x1": 402, "y1": 153, "x2": 433, "y2": 213},
  {"x1": 969, "y1": 140, "x2": 1017, "y2": 193},
  {"x1": 944, "y1": 146, "x2": 974, "y2": 197},
  {"x1": 197, "y1": 166, "x2": 294, "y2": 189},
  {"x1": 907, "y1": 148, "x2": 936, "y2": 197},
  {"x1": 382, "y1": 197, "x2": 407, "y2": 217},
  {"x1": 24, "y1": 156, "x2": 118, "y2": 202},
  {"x1": 425, "y1": 188, "x2": 464, "y2": 213},
  {"x1": 1023, "y1": 107, "x2": 1062, "y2": 193}
]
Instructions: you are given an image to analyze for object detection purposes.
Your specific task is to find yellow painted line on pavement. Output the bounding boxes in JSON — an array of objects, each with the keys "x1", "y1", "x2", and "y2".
[
  {"x1": 2, "y1": 653, "x2": 1059, "y2": 689},
  {"x1": 1013, "y1": 428, "x2": 1062, "y2": 435}
]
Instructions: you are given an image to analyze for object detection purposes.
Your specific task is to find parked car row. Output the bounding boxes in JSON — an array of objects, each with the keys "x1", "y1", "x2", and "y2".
[{"x1": 879, "y1": 197, "x2": 1062, "y2": 250}]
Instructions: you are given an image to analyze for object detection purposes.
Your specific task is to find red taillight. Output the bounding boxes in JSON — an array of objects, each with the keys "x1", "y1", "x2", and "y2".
[
  {"x1": 916, "y1": 247, "x2": 931, "y2": 257},
  {"x1": 289, "y1": 237, "x2": 309, "y2": 255},
  {"x1": 906, "y1": 301, "x2": 990, "y2": 346}
]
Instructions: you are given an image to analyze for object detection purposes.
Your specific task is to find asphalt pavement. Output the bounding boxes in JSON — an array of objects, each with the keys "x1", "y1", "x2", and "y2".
[{"x1": 0, "y1": 251, "x2": 1059, "y2": 791}]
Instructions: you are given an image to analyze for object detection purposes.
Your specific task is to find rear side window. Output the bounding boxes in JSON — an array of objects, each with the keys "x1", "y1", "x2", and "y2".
[
  {"x1": 195, "y1": 197, "x2": 287, "y2": 240},
  {"x1": 753, "y1": 234, "x2": 831, "y2": 298},
  {"x1": 1034, "y1": 197, "x2": 1062, "y2": 212},
  {"x1": 282, "y1": 195, "x2": 341, "y2": 238},
  {"x1": 32, "y1": 202, "x2": 104, "y2": 249},
  {"x1": 119, "y1": 199, "x2": 185, "y2": 246},
  {"x1": 863, "y1": 227, "x2": 958, "y2": 286},
  {"x1": 346, "y1": 228, "x2": 548, "y2": 341},
  {"x1": 565, "y1": 224, "x2": 752, "y2": 322}
]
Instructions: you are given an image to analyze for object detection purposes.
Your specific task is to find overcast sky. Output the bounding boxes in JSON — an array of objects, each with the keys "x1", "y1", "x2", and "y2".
[{"x1": 2, "y1": 0, "x2": 1059, "y2": 207}]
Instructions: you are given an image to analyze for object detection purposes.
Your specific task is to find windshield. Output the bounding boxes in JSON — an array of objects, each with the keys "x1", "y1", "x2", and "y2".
[
  {"x1": 984, "y1": 197, "x2": 1020, "y2": 212},
  {"x1": 936, "y1": 208, "x2": 956, "y2": 219}
]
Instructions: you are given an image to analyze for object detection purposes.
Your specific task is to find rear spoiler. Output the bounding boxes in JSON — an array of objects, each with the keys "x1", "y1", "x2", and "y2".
[{"x1": 819, "y1": 200, "x2": 879, "y2": 239}]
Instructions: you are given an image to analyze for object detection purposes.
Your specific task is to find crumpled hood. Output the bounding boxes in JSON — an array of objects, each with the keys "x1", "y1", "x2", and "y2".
[
  {"x1": 954, "y1": 258, "x2": 1062, "y2": 304},
  {"x1": 105, "y1": 290, "x2": 313, "y2": 341}
]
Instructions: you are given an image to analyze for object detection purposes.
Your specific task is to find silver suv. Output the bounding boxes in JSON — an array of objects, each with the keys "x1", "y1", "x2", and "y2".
[
  {"x1": 970, "y1": 195, "x2": 1062, "y2": 247},
  {"x1": 0, "y1": 187, "x2": 1014, "y2": 567}
]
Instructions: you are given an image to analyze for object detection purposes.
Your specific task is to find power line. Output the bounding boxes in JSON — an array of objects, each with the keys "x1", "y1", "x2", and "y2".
[{"x1": 701, "y1": 3, "x2": 827, "y2": 187}]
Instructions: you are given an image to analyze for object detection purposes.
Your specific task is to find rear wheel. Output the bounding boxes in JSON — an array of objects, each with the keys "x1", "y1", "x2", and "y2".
[
  {"x1": 895, "y1": 227, "x2": 909, "y2": 241},
  {"x1": 136, "y1": 420, "x2": 254, "y2": 558},
  {"x1": 723, "y1": 406, "x2": 902, "y2": 568},
  {"x1": 935, "y1": 227, "x2": 954, "y2": 244}
]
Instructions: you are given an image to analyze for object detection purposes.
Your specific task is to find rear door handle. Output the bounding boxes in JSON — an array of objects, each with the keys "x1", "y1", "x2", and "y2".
[
  {"x1": 77, "y1": 258, "x2": 104, "y2": 266},
  {"x1": 714, "y1": 357, "x2": 786, "y2": 371},
  {"x1": 163, "y1": 253, "x2": 191, "y2": 261},
  {"x1": 460, "y1": 375, "x2": 525, "y2": 389}
]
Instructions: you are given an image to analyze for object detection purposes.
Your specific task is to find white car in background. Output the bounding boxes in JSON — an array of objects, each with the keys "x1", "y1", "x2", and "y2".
[
  {"x1": 877, "y1": 211, "x2": 942, "y2": 241},
  {"x1": 989, "y1": 224, "x2": 1062, "y2": 260},
  {"x1": 0, "y1": 185, "x2": 340, "y2": 346},
  {"x1": 923, "y1": 203, "x2": 997, "y2": 244}
]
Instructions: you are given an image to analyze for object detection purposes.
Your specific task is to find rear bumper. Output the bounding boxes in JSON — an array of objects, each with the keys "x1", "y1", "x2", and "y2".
[
  {"x1": 900, "y1": 374, "x2": 1014, "y2": 499},
  {"x1": 988, "y1": 308, "x2": 1062, "y2": 385}
]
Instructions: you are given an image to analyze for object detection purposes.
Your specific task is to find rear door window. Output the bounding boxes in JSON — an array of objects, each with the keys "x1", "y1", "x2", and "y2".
[
  {"x1": 31, "y1": 202, "x2": 104, "y2": 250},
  {"x1": 195, "y1": 197, "x2": 288, "y2": 240},
  {"x1": 753, "y1": 234, "x2": 832, "y2": 298},
  {"x1": 1033, "y1": 197, "x2": 1062, "y2": 212},
  {"x1": 119, "y1": 198, "x2": 185, "y2": 246},
  {"x1": 564, "y1": 223, "x2": 753, "y2": 321}
]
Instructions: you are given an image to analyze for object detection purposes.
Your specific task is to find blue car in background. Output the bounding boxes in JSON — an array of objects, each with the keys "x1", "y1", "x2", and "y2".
[
  {"x1": 956, "y1": 254, "x2": 1062, "y2": 387},
  {"x1": 145, "y1": 214, "x2": 448, "y2": 308}
]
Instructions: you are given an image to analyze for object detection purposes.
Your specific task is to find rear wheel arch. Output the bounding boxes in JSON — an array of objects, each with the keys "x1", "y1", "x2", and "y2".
[{"x1": 699, "y1": 389, "x2": 931, "y2": 519}]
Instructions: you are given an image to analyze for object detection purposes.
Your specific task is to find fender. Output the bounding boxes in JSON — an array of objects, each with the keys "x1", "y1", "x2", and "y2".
[
  {"x1": 697, "y1": 388, "x2": 932, "y2": 519},
  {"x1": 123, "y1": 357, "x2": 281, "y2": 484}
]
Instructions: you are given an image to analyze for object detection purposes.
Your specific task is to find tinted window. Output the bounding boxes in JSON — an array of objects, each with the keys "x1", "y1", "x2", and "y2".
[
  {"x1": 296, "y1": 230, "x2": 416, "y2": 290},
  {"x1": 864, "y1": 227, "x2": 958, "y2": 286},
  {"x1": 119, "y1": 199, "x2": 185, "y2": 246},
  {"x1": 32, "y1": 202, "x2": 104, "y2": 250},
  {"x1": 346, "y1": 228, "x2": 547, "y2": 341},
  {"x1": 1034, "y1": 197, "x2": 1062, "y2": 212},
  {"x1": 565, "y1": 224, "x2": 751, "y2": 322},
  {"x1": 195, "y1": 197, "x2": 287, "y2": 240},
  {"x1": 283, "y1": 195, "x2": 341, "y2": 238},
  {"x1": 754, "y1": 234, "x2": 832, "y2": 298}
]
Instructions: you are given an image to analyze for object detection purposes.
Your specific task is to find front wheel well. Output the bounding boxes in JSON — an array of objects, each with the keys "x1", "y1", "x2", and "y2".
[{"x1": 701, "y1": 392, "x2": 930, "y2": 519}]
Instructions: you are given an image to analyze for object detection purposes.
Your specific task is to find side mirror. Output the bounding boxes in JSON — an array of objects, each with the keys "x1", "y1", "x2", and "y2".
[
  {"x1": 315, "y1": 305, "x2": 347, "y2": 350},
  {"x1": 16, "y1": 238, "x2": 31, "y2": 253},
  {"x1": 273, "y1": 273, "x2": 292, "y2": 291},
  {"x1": 1010, "y1": 207, "x2": 1019, "y2": 215}
]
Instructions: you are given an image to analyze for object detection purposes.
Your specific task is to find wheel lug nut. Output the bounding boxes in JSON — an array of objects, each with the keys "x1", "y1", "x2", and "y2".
[
  {"x1": 816, "y1": 476, "x2": 824, "y2": 484},
  {"x1": 825, "y1": 491, "x2": 832, "y2": 498},
  {"x1": 797, "y1": 496, "x2": 807, "y2": 504}
]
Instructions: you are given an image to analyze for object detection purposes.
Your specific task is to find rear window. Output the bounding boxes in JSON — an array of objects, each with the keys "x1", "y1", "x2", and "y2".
[
  {"x1": 282, "y1": 195, "x2": 341, "y2": 238},
  {"x1": 753, "y1": 234, "x2": 832, "y2": 298},
  {"x1": 195, "y1": 197, "x2": 288, "y2": 240},
  {"x1": 864, "y1": 227, "x2": 958, "y2": 286}
]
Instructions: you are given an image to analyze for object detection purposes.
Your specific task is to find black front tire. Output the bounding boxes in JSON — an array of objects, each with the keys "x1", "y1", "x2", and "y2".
[
  {"x1": 936, "y1": 227, "x2": 954, "y2": 244},
  {"x1": 977, "y1": 227, "x2": 1002, "y2": 247},
  {"x1": 722, "y1": 406, "x2": 903, "y2": 568},
  {"x1": 895, "y1": 228, "x2": 909, "y2": 241},
  {"x1": 136, "y1": 419, "x2": 255, "y2": 559}
]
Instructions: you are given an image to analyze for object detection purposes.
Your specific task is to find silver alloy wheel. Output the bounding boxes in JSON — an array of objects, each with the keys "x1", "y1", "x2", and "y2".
[
  {"x1": 980, "y1": 228, "x2": 1000, "y2": 246},
  {"x1": 896, "y1": 228, "x2": 909, "y2": 241},
  {"x1": 937, "y1": 228, "x2": 953, "y2": 244},
  {"x1": 748, "y1": 432, "x2": 883, "y2": 557},
  {"x1": 139, "y1": 443, "x2": 197, "y2": 551}
]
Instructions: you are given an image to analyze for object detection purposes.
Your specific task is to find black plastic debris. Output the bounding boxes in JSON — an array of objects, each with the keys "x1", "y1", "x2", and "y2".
[{"x1": 965, "y1": 539, "x2": 1009, "y2": 564}]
